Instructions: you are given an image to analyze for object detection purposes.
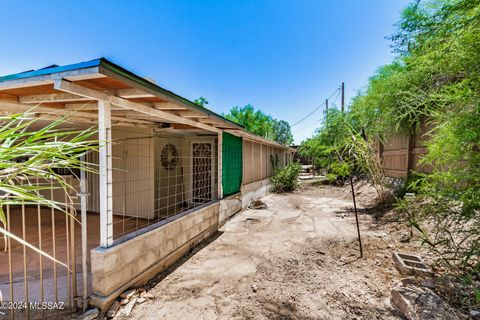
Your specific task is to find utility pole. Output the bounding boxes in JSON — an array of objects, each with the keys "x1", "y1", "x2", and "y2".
[
  {"x1": 325, "y1": 99, "x2": 328, "y2": 120},
  {"x1": 341, "y1": 82, "x2": 345, "y2": 112}
]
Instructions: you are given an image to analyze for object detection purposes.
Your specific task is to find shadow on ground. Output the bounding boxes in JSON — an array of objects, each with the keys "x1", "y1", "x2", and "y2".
[{"x1": 143, "y1": 230, "x2": 224, "y2": 290}]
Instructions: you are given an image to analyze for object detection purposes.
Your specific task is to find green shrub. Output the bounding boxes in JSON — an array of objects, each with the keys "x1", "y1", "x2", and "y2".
[
  {"x1": 326, "y1": 173, "x2": 337, "y2": 183},
  {"x1": 270, "y1": 163, "x2": 302, "y2": 193}
]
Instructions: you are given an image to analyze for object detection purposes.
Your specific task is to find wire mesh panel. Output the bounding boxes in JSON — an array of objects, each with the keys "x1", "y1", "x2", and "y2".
[
  {"x1": 192, "y1": 142, "x2": 214, "y2": 204},
  {"x1": 95, "y1": 127, "x2": 219, "y2": 244}
]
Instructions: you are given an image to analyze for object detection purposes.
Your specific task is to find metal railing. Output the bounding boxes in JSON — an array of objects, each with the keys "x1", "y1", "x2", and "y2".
[{"x1": 0, "y1": 176, "x2": 85, "y2": 320}]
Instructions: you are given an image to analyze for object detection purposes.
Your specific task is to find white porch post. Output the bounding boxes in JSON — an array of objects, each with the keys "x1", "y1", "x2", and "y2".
[
  {"x1": 78, "y1": 155, "x2": 89, "y2": 309},
  {"x1": 218, "y1": 131, "x2": 223, "y2": 199},
  {"x1": 98, "y1": 100, "x2": 113, "y2": 248}
]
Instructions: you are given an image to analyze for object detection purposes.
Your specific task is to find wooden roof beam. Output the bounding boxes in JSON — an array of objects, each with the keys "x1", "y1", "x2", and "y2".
[
  {"x1": 115, "y1": 88, "x2": 155, "y2": 99},
  {"x1": 99, "y1": 65, "x2": 242, "y2": 129},
  {"x1": 0, "y1": 93, "x2": 18, "y2": 102},
  {"x1": 176, "y1": 111, "x2": 208, "y2": 118},
  {"x1": 152, "y1": 102, "x2": 187, "y2": 110},
  {"x1": 19, "y1": 93, "x2": 91, "y2": 104},
  {"x1": 18, "y1": 87, "x2": 156, "y2": 104},
  {"x1": 198, "y1": 117, "x2": 227, "y2": 124},
  {"x1": 197, "y1": 118, "x2": 239, "y2": 130},
  {"x1": 64, "y1": 101, "x2": 185, "y2": 113},
  {"x1": 65, "y1": 102, "x2": 124, "y2": 111},
  {"x1": 24, "y1": 114, "x2": 154, "y2": 129},
  {"x1": 110, "y1": 110, "x2": 173, "y2": 121},
  {"x1": 0, "y1": 67, "x2": 103, "y2": 90},
  {"x1": 54, "y1": 79, "x2": 221, "y2": 133},
  {"x1": 0, "y1": 100, "x2": 154, "y2": 126}
]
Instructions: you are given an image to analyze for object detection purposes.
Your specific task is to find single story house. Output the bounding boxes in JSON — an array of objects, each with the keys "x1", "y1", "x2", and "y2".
[{"x1": 0, "y1": 58, "x2": 295, "y2": 315}]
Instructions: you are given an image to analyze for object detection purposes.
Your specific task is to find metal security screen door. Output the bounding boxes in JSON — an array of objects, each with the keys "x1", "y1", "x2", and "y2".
[{"x1": 191, "y1": 142, "x2": 214, "y2": 204}]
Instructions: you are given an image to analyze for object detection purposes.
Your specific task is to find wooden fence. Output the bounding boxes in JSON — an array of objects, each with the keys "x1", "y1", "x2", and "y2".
[{"x1": 379, "y1": 120, "x2": 433, "y2": 178}]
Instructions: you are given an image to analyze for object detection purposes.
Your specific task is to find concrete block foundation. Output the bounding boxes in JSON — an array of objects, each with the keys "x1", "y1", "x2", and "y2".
[{"x1": 90, "y1": 179, "x2": 272, "y2": 310}]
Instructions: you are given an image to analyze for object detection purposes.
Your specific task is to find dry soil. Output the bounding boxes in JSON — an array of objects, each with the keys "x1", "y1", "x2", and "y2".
[{"x1": 126, "y1": 181, "x2": 419, "y2": 320}]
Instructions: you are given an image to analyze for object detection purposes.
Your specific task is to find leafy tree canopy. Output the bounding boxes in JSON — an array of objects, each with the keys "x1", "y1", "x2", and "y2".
[
  {"x1": 193, "y1": 96, "x2": 209, "y2": 107},
  {"x1": 302, "y1": 0, "x2": 480, "y2": 275},
  {"x1": 224, "y1": 104, "x2": 294, "y2": 145}
]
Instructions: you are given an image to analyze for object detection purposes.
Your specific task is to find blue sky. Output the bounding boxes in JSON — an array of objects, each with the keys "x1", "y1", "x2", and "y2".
[{"x1": 0, "y1": 0, "x2": 408, "y2": 143}]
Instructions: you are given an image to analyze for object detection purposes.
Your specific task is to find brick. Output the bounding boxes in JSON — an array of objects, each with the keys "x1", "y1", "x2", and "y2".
[
  {"x1": 186, "y1": 223, "x2": 201, "y2": 239},
  {"x1": 193, "y1": 212, "x2": 204, "y2": 225},
  {"x1": 164, "y1": 222, "x2": 181, "y2": 239},
  {"x1": 181, "y1": 215, "x2": 194, "y2": 230},
  {"x1": 175, "y1": 232, "x2": 188, "y2": 248},
  {"x1": 393, "y1": 252, "x2": 433, "y2": 277}
]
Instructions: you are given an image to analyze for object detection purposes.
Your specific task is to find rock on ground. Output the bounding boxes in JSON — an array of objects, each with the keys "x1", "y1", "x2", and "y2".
[
  {"x1": 77, "y1": 308, "x2": 99, "y2": 320},
  {"x1": 391, "y1": 284, "x2": 460, "y2": 320}
]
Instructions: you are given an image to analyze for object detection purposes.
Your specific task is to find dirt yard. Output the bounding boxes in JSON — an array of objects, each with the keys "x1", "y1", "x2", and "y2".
[{"x1": 125, "y1": 181, "x2": 421, "y2": 320}]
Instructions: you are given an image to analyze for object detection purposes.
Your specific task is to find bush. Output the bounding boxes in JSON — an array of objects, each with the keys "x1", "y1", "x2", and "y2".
[
  {"x1": 299, "y1": 110, "x2": 386, "y2": 196},
  {"x1": 270, "y1": 163, "x2": 302, "y2": 193},
  {"x1": 296, "y1": 0, "x2": 480, "y2": 310}
]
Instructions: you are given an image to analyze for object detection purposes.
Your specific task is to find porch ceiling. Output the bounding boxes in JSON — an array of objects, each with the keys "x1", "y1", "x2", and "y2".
[{"x1": 0, "y1": 58, "x2": 242, "y2": 132}]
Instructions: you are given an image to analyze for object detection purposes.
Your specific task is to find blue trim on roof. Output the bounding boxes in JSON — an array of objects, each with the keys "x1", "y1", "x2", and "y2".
[
  {"x1": 0, "y1": 59, "x2": 102, "y2": 82},
  {"x1": 0, "y1": 57, "x2": 296, "y2": 146},
  {"x1": 0, "y1": 57, "x2": 247, "y2": 131}
]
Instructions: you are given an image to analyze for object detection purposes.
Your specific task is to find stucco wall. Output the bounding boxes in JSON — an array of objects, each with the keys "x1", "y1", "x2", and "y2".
[{"x1": 86, "y1": 126, "x2": 155, "y2": 218}]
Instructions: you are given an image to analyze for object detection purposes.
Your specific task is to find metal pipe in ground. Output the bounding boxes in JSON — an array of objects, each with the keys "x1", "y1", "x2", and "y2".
[{"x1": 349, "y1": 175, "x2": 363, "y2": 258}]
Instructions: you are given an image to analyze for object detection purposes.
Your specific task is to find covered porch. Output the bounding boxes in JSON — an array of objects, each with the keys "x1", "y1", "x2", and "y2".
[
  {"x1": 0, "y1": 58, "x2": 293, "y2": 314},
  {"x1": 0, "y1": 58, "x2": 236, "y2": 315}
]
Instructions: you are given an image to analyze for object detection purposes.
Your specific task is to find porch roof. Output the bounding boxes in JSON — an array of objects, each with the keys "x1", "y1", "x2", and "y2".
[{"x1": 0, "y1": 58, "x2": 293, "y2": 150}]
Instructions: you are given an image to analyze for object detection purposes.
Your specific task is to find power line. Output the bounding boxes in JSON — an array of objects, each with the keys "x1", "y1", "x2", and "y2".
[
  {"x1": 328, "y1": 89, "x2": 341, "y2": 112},
  {"x1": 290, "y1": 87, "x2": 341, "y2": 128},
  {"x1": 292, "y1": 88, "x2": 343, "y2": 134},
  {"x1": 293, "y1": 89, "x2": 342, "y2": 133},
  {"x1": 292, "y1": 119, "x2": 321, "y2": 134}
]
